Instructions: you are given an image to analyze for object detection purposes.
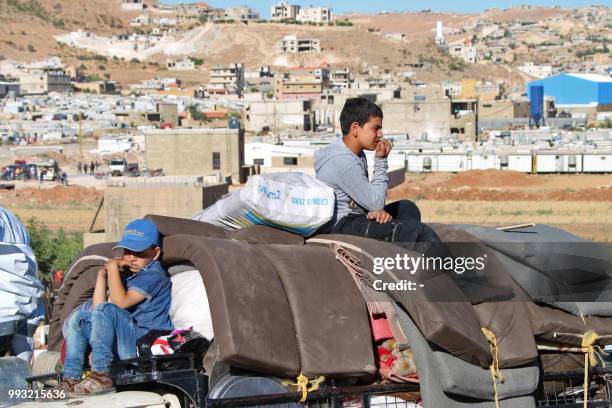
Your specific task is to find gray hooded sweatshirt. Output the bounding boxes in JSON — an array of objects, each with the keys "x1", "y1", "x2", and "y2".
[{"x1": 314, "y1": 137, "x2": 388, "y2": 232}]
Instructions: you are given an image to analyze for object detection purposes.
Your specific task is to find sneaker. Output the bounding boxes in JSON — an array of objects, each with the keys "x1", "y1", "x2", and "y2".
[
  {"x1": 39, "y1": 378, "x2": 79, "y2": 400},
  {"x1": 71, "y1": 371, "x2": 115, "y2": 396},
  {"x1": 52, "y1": 378, "x2": 79, "y2": 392}
]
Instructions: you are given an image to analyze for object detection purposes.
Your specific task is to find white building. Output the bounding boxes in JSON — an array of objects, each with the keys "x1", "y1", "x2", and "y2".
[
  {"x1": 518, "y1": 62, "x2": 553, "y2": 79},
  {"x1": 270, "y1": 1, "x2": 300, "y2": 21},
  {"x1": 166, "y1": 58, "x2": 196, "y2": 71},
  {"x1": 245, "y1": 100, "x2": 306, "y2": 133},
  {"x1": 449, "y1": 43, "x2": 478, "y2": 64},
  {"x1": 280, "y1": 35, "x2": 321, "y2": 53},
  {"x1": 129, "y1": 13, "x2": 152, "y2": 26},
  {"x1": 435, "y1": 21, "x2": 445, "y2": 47},
  {"x1": 331, "y1": 68, "x2": 351, "y2": 89},
  {"x1": 121, "y1": 0, "x2": 144, "y2": 11},
  {"x1": 296, "y1": 7, "x2": 332, "y2": 24},
  {"x1": 384, "y1": 33, "x2": 407, "y2": 41},
  {"x1": 207, "y1": 63, "x2": 245, "y2": 95},
  {"x1": 222, "y1": 6, "x2": 260, "y2": 22}
]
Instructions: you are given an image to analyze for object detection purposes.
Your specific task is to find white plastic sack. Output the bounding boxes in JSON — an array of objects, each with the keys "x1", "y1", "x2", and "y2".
[
  {"x1": 193, "y1": 172, "x2": 334, "y2": 237},
  {"x1": 0, "y1": 243, "x2": 43, "y2": 325}
]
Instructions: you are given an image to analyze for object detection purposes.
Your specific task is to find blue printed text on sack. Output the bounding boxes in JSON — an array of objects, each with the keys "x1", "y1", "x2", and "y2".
[
  {"x1": 291, "y1": 197, "x2": 329, "y2": 206},
  {"x1": 258, "y1": 185, "x2": 281, "y2": 200}
]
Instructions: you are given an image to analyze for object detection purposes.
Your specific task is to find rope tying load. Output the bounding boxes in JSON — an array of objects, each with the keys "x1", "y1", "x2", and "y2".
[
  {"x1": 581, "y1": 331, "x2": 606, "y2": 408},
  {"x1": 282, "y1": 373, "x2": 325, "y2": 402},
  {"x1": 481, "y1": 328, "x2": 504, "y2": 408}
]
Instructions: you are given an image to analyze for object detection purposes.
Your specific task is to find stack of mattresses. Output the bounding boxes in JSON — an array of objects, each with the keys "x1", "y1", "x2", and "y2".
[
  {"x1": 307, "y1": 233, "x2": 541, "y2": 407},
  {"x1": 48, "y1": 216, "x2": 376, "y2": 380},
  {"x1": 449, "y1": 224, "x2": 612, "y2": 360},
  {"x1": 48, "y1": 215, "x2": 612, "y2": 407}
]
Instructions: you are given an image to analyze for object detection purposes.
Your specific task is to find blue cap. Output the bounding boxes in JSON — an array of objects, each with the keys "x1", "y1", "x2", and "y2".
[{"x1": 114, "y1": 219, "x2": 160, "y2": 252}]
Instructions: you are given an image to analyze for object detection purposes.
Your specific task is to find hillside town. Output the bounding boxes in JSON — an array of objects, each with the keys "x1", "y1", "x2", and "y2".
[
  {"x1": 1, "y1": 1, "x2": 612, "y2": 407},
  {"x1": 0, "y1": 3, "x2": 609, "y2": 163}
]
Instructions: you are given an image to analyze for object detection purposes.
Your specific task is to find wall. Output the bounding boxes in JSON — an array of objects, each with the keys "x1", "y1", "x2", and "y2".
[
  {"x1": 381, "y1": 98, "x2": 451, "y2": 140},
  {"x1": 145, "y1": 128, "x2": 244, "y2": 182},
  {"x1": 104, "y1": 182, "x2": 228, "y2": 240}
]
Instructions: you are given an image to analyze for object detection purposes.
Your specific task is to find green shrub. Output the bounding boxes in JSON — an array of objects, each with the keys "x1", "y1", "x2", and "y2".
[{"x1": 26, "y1": 218, "x2": 83, "y2": 277}]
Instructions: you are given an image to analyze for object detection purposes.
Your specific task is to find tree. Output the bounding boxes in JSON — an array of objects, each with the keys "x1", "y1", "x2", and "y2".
[
  {"x1": 26, "y1": 218, "x2": 82, "y2": 277},
  {"x1": 188, "y1": 104, "x2": 207, "y2": 121}
]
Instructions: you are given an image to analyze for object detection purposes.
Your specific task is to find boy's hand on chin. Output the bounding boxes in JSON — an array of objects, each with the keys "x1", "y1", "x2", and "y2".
[
  {"x1": 375, "y1": 140, "x2": 392, "y2": 158},
  {"x1": 105, "y1": 258, "x2": 129, "y2": 273}
]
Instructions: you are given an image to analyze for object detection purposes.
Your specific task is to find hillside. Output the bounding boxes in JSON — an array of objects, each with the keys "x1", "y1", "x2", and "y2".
[
  {"x1": 0, "y1": 3, "x2": 580, "y2": 88},
  {"x1": 0, "y1": 0, "x2": 148, "y2": 61}
]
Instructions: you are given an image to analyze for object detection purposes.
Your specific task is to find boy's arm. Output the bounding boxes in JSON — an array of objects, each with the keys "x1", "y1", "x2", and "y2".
[
  {"x1": 336, "y1": 157, "x2": 388, "y2": 211},
  {"x1": 106, "y1": 259, "x2": 146, "y2": 309},
  {"x1": 92, "y1": 266, "x2": 108, "y2": 309}
]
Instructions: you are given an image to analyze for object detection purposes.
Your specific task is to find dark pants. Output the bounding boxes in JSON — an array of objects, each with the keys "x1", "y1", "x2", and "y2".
[{"x1": 331, "y1": 200, "x2": 440, "y2": 248}]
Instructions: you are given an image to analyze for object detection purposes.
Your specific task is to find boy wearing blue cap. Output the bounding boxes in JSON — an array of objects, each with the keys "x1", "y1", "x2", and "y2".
[{"x1": 55, "y1": 219, "x2": 173, "y2": 395}]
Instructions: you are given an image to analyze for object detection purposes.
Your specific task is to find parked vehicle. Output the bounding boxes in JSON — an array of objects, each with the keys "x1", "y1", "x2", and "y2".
[{"x1": 110, "y1": 158, "x2": 128, "y2": 176}]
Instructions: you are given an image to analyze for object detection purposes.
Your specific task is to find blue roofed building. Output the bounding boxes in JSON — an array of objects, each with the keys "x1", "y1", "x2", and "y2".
[{"x1": 527, "y1": 73, "x2": 612, "y2": 108}]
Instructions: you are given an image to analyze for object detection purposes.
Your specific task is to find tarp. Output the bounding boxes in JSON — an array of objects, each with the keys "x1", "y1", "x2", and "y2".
[
  {"x1": 0, "y1": 208, "x2": 43, "y2": 332},
  {"x1": 454, "y1": 224, "x2": 612, "y2": 316}
]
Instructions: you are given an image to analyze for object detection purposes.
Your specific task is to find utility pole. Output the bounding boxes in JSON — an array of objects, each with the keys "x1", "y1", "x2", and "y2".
[{"x1": 78, "y1": 112, "x2": 83, "y2": 166}]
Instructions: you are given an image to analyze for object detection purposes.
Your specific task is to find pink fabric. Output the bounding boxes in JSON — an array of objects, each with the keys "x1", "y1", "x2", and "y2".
[{"x1": 370, "y1": 314, "x2": 394, "y2": 342}]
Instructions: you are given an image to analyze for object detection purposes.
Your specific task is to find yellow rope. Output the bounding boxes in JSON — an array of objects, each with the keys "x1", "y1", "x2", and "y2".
[
  {"x1": 282, "y1": 373, "x2": 325, "y2": 402},
  {"x1": 481, "y1": 328, "x2": 504, "y2": 408},
  {"x1": 581, "y1": 331, "x2": 606, "y2": 408}
]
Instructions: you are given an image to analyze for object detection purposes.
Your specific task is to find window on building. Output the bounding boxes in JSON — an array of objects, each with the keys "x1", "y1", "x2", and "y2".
[
  {"x1": 283, "y1": 157, "x2": 298, "y2": 165},
  {"x1": 253, "y1": 158, "x2": 265, "y2": 165},
  {"x1": 212, "y1": 152, "x2": 221, "y2": 170}
]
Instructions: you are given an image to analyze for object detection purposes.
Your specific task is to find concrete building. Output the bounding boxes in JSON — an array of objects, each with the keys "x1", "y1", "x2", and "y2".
[
  {"x1": 157, "y1": 103, "x2": 179, "y2": 126},
  {"x1": 166, "y1": 58, "x2": 196, "y2": 71},
  {"x1": 221, "y1": 6, "x2": 260, "y2": 22},
  {"x1": 381, "y1": 85, "x2": 452, "y2": 141},
  {"x1": 528, "y1": 73, "x2": 612, "y2": 109},
  {"x1": 245, "y1": 99, "x2": 309, "y2": 132},
  {"x1": 280, "y1": 35, "x2": 321, "y2": 53},
  {"x1": 478, "y1": 99, "x2": 515, "y2": 120},
  {"x1": 207, "y1": 63, "x2": 245, "y2": 95},
  {"x1": 384, "y1": 33, "x2": 407, "y2": 41},
  {"x1": 144, "y1": 128, "x2": 245, "y2": 182},
  {"x1": 121, "y1": 0, "x2": 144, "y2": 11},
  {"x1": 74, "y1": 80, "x2": 118, "y2": 94},
  {"x1": 17, "y1": 69, "x2": 72, "y2": 95},
  {"x1": 174, "y1": 2, "x2": 213, "y2": 17},
  {"x1": 0, "y1": 79, "x2": 20, "y2": 98},
  {"x1": 460, "y1": 79, "x2": 501, "y2": 100},
  {"x1": 449, "y1": 43, "x2": 478, "y2": 64},
  {"x1": 274, "y1": 66, "x2": 329, "y2": 100},
  {"x1": 296, "y1": 7, "x2": 332, "y2": 24},
  {"x1": 104, "y1": 177, "x2": 229, "y2": 241},
  {"x1": 271, "y1": 1, "x2": 300, "y2": 21},
  {"x1": 331, "y1": 68, "x2": 351, "y2": 89},
  {"x1": 518, "y1": 62, "x2": 553, "y2": 79}
]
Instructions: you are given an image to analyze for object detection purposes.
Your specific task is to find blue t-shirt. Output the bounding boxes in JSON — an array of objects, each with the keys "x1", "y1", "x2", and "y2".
[{"x1": 126, "y1": 260, "x2": 173, "y2": 331}]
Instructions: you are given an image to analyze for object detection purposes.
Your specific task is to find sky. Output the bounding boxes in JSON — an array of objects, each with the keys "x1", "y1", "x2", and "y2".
[{"x1": 164, "y1": 0, "x2": 609, "y2": 17}]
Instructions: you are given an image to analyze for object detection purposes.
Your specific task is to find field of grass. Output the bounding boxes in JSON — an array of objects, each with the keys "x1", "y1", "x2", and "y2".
[{"x1": 5, "y1": 204, "x2": 105, "y2": 233}]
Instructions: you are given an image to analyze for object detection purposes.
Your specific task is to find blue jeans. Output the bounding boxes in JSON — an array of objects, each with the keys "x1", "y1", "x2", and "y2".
[
  {"x1": 332, "y1": 200, "x2": 440, "y2": 247},
  {"x1": 63, "y1": 302, "x2": 148, "y2": 380}
]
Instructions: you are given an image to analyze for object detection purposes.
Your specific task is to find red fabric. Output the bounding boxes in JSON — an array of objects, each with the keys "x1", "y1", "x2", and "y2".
[
  {"x1": 370, "y1": 314, "x2": 394, "y2": 342},
  {"x1": 60, "y1": 338, "x2": 66, "y2": 366}
]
